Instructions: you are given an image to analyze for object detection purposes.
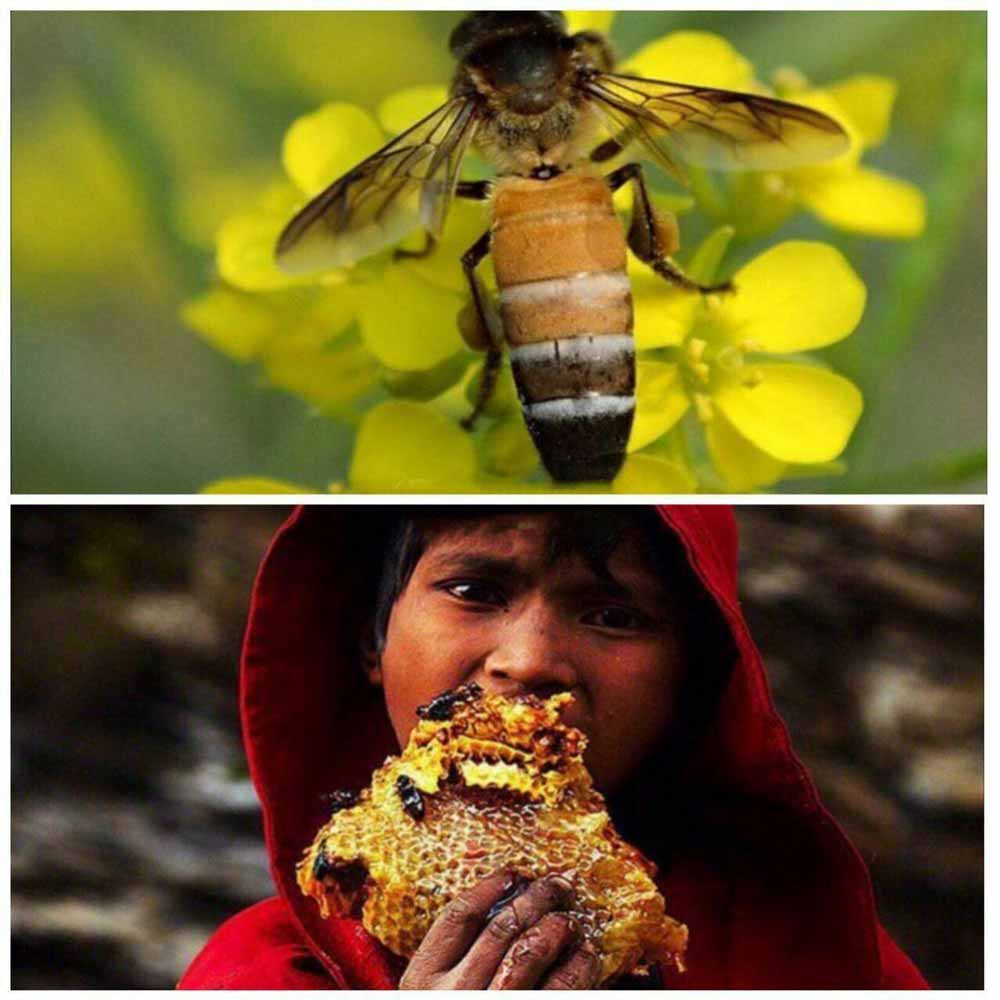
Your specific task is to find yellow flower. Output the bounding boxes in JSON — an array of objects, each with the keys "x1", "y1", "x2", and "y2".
[
  {"x1": 629, "y1": 234, "x2": 866, "y2": 491},
  {"x1": 774, "y1": 72, "x2": 926, "y2": 239},
  {"x1": 350, "y1": 400, "x2": 479, "y2": 493},
  {"x1": 347, "y1": 398, "x2": 697, "y2": 494},
  {"x1": 184, "y1": 14, "x2": 895, "y2": 494},
  {"x1": 624, "y1": 28, "x2": 756, "y2": 91},
  {"x1": 183, "y1": 98, "x2": 479, "y2": 420},
  {"x1": 202, "y1": 477, "x2": 331, "y2": 494},
  {"x1": 181, "y1": 278, "x2": 381, "y2": 419},
  {"x1": 216, "y1": 91, "x2": 481, "y2": 300},
  {"x1": 602, "y1": 20, "x2": 925, "y2": 240}
]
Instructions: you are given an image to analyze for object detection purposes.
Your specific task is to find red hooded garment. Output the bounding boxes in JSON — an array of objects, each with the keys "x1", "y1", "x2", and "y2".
[{"x1": 178, "y1": 505, "x2": 927, "y2": 990}]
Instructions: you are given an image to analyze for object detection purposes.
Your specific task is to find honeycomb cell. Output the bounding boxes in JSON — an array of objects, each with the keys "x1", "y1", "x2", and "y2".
[{"x1": 297, "y1": 684, "x2": 687, "y2": 984}]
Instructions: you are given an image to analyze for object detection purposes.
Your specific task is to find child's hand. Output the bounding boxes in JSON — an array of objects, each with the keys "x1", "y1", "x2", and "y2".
[{"x1": 398, "y1": 869, "x2": 601, "y2": 989}]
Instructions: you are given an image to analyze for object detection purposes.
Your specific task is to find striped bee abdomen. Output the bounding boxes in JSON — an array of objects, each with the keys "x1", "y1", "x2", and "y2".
[{"x1": 491, "y1": 173, "x2": 635, "y2": 482}]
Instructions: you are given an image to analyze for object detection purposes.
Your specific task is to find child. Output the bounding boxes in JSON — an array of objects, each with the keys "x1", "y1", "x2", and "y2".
[{"x1": 179, "y1": 506, "x2": 926, "y2": 989}]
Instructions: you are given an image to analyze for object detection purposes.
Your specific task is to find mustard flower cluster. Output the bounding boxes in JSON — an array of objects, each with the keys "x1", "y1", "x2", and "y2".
[{"x1": 184, "y1": 16, "x2": 925, "y2": 494}]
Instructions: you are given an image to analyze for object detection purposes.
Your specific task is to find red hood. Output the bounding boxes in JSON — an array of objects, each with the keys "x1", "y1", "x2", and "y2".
[{"x1": 238, "y1": 505, "x2": 883, "y2": 988}]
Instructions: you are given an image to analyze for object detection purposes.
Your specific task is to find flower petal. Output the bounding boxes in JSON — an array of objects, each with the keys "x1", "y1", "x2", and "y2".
[
  {"x1": 705, "y1": 410, "x2": 786, "y2": 491},
  {"x1": 176, "y1": 163, "x2": 278, "y2": 250},
  {"x1": 624, "y1": 32, "x2": 754, "y2": 90},
  {"x1": 384, "y1": 352, "x2": 471, "y2": 401},
  {"x1": 202, "y1": 477, "x2": 315, "y2": 494},
  {"x1": 713, "y1": 363, "x2": 863, "y2": 463},
  {"x1": 378, "y1": 85, "x2": 450, "y2": 136},
  {"x1": 565, "y1": 11, "x2": 615, "y2": 35},
  {"x1": 357, "y1": 266, "x2": 464, "y2": 370},
  {"x1": 216, "y1": 188, "x2": 321, "y2": 291},
  {"x1": 182, "y1": 286, "x2": 276, "y2": 361},
  {"x1": 398, "y1": 198, "x2": 491, "y2": 294},
  {"x1": 613, "y1": 454, "x2": 697, "y2": 494},
  {"x1": 783, "y1": 90, "x2": 862, "y2": 170},
  {"x1": 350, "y1": 401, "x2": 478, "y2": 492},
  {"x1": 823, "y1": 75, "x2": 897, "y2": 149},
  {"x1": 304, "y1": 283, "x2": 364, "y2": 343},
  {"x1": 630, "y1": 258, "x2": 700, "y2": 350},
  {"x1": 796, "y1": 166, "x2": 927, "y2": 239},
  {"x1": 264, "y1": 337, "x2": 381, "y2": 415},
  {"x1": 721, "y1": 241, "x2": 866, "y2": 352},
  {"x1": 282, "y1": 103, "x2": 384, "y2": 198},
  {"x1": 629, "y1": 361, "x2": 689, "y2": 452},
  {"x1": 252, "y1": 284, "x2": 362, "y2": 361}
]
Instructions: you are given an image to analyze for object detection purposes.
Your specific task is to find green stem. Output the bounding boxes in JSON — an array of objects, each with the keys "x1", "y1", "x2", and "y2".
[
  {"x1": 687, "y1": 226, "x2": 735, "y2": 286},
  {"x1": 687, "y1": 167, "x2": 728, "y2": 221}
]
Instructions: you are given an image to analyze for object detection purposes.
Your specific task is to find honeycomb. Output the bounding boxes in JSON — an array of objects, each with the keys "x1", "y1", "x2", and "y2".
[{"x1": 298, "y1": 683, "x2": 687, "y2": 984}]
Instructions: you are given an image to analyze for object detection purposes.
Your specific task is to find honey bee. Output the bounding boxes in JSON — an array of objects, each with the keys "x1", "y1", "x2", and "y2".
[{"x1": 276, "y1": 12, "x2": 848, "y2": 482}]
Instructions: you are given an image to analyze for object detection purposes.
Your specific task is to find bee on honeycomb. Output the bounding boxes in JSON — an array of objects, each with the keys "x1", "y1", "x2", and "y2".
[{"x1": 298, "y1": 683, "x2": 688, "y2": 985}]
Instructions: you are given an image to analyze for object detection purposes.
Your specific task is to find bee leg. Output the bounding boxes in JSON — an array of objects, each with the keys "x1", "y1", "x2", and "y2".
[
  {"x1": 464, "y1": 344, "x2": 504, "y2": 431},
  {"x1": 391, "y1": 183, "x2": 491, "y2": 262},
  {"x1": 590, "y1": 136, "x2": 625, "y2": 164},
  {"x1": 651, "y1": 256, "x2": 733, "y2": 294},
  {"x1": 589, "y1": 127, "x2": 632, "y2": 164},
  {"x1": 606, "y1": 162, "x2": 734, "y2": 295},
  {"x1": 458, "y1": 230, "x2": 503, "y2": 431},
  {"x1": 393, "y1": 232, "x2": 437, "y2": 261},
  {"x1": 456, "y1": 180, "x2": 494, "y2": 201}
]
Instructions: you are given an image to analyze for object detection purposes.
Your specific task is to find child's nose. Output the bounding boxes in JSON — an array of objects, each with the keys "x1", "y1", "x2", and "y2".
[{"x1": 481, "y1": 601, "x2": 577, "y2": 695}]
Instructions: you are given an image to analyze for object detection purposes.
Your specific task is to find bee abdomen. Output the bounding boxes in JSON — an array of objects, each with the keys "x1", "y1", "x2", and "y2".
[
  {"x1": 511, "y1": 334, "x2": 634, "y2": 402},
  {"x1": 499, "y1": 270, "x2": 632, "y2": 344},
  {"x1": 491, "y1": 175, "x2": 635, "y2": 481},
  {"x1": 512, "y1": 335, "x2": 635, "y2": 482},
  {"x1": 522, "y1": 394, "x2": 635, "y2": 482},
  {"x1": 500, "y1": 272, "x2": 635, "y2": 484}
]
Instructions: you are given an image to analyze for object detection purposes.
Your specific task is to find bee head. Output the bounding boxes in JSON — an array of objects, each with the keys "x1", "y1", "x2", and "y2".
[{"x1": 450, "y1": 12, "x2": 571, "y2": 115}]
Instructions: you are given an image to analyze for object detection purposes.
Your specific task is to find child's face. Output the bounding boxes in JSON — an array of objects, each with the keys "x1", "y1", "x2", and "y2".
[{"x1": 372, "y1": 514, "x2": 689, "y2": 793}]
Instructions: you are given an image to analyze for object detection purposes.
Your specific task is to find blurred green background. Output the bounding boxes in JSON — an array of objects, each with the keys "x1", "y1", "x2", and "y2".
[{"x1": 11, "y1": 11, "x2": 986, "y2": 493}]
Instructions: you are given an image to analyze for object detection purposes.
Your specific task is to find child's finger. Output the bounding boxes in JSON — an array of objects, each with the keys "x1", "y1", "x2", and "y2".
[
  {"x1": 404, "y1": 869, "x2": 517, "y2": 979},
  {"x1": 451, "y1": 875, "x2": 573, "y2": 986},
  {"x1": 486, "y1": 912, "x2": 580, "y2": 989},
  {"x1": 540, "y1": 940, "x2": 601, "y2": 989}
]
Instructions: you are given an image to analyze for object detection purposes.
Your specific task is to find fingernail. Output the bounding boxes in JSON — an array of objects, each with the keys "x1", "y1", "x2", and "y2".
[
  {"x1": 548, "y1": 873, "x2": 574, "y2": 894},
  {"x1": 499, "y1": 870, "x2": 520, "y2": 894},
  {"x1": 487, "y1": 876, "x2": 530, "y2": 920}
]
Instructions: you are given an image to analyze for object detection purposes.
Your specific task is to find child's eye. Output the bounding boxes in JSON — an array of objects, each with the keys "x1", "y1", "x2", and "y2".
[
  {"x1": 582, "y1": 606, "x2": 646, "y2": 630},
  {"x1": 441, "y1": 580, "x2": 507, "y2": 607}
]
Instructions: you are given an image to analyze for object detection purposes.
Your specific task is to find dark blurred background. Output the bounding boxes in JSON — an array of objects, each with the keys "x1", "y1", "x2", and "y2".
[
  {"x1": 11, "y1": 11, "x2": 986, "y2": 493},
  {"x1": 11, "y1": 505, "x2": 983, "y2": 987}
]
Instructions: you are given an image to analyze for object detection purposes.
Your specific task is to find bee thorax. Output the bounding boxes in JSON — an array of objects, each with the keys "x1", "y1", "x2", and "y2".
[{"x1": 476, "y1": 104, "x2": 581, "y2": 174}]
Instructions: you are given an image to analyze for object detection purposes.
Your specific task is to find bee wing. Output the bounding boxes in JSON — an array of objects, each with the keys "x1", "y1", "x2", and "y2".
[
  {"x1": 276, "y1": 98, "x2": 479, "y2": 274},
  {"x1": 582, "y1": 72, "x2": 848, "y2": 182}
]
